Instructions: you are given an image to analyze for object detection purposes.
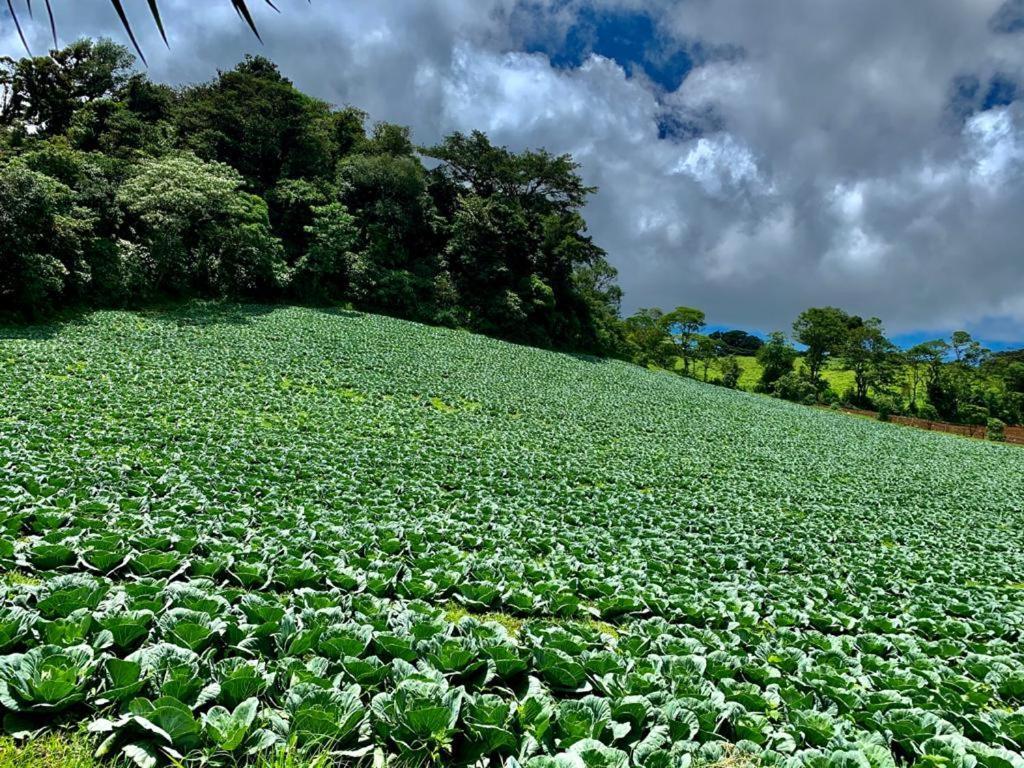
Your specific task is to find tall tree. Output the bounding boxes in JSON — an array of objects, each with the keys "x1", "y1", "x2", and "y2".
[
  {"x1": 1, "y1": 39, "x2": 134, "y2": 135},
  {"x1": 709, "y1": 329, "x2": 764, "y2": 355},
  {"x1": 339, "y1": 150, "x2": 442, "y2": 318},
  {"x1": 906, "y1": 340, "x2": 947, "y2": 410},
  {"x1": 949, "y1": 330, "x2": 988, "y2": 367},
  {"x1": 427, "y1": 130, "x2": 616, "y2": 351},
  {"x1": 424, "y1": 130, "x2": 594, "y2": 215},
  {"x1": 622, "y1": 308, "x2": 674, "y2": 367},
  {"x1": 661, "y1": 306, "x2": 706, "y2": 375},
  {"x1": 718, "y1": 355, "x2": 742, "y2": 389},
  {"x1": 792, "y1": 306, "x2": 851, "y2": 386},
  {"x1": 176, "y1": 56, "x2": 335, "y2": 193},
  {"x1": 756, "y1": 331, "x2": 797, "y2": 392},
  {"x1": 117, "y1": 152, "x2": 284, "y2": 297},
  {"x1": 694, "y1": 335, "x2": 721, "y2": 382},
  {"x1": 840, "y1": 317, "x2": 898, "y2": 405}
]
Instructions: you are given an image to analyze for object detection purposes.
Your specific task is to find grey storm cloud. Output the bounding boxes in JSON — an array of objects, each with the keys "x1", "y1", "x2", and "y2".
[{"x1": 3, "y1": 0, "x2": 1024, "y2": 338}]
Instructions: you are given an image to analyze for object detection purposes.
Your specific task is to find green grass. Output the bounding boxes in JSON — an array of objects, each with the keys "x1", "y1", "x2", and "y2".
[
  {"x1": 0, "y1": 572, "x2": 41, "y2": 587},
  {"x1": 733, "y1": 354, "x2": 763, "y2": 391},
  {"x1": 728, "y1": 355, "x2": 857, "y2": 394},
  {"x1": 0, "y1": 734, "x2": 342, "y2": 768},
  {"x1": 0, "y1": 733, "x2": 97, "y2": 768},
  {"x1": 443, "y1": 603, "x2": 525, "y2": 636},
  {"x1": 3, "y1": 304, "x2": 1024, "y2": 768},
  {"x1": 678, "y1": 354, "x2": 857, "y2": 393}
]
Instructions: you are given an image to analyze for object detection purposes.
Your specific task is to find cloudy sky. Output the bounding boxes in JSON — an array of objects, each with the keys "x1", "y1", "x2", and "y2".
[{"x1": 4, "y1": 0, "x2": 1024, "y2": 343}]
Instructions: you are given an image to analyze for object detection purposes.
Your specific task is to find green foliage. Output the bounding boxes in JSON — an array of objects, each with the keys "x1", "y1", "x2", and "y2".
[
  {"x1": 793, "y1": 307, "x2": 851, "y2": 386},
  {"x1": 756, "y1": 332, "x2": 797, "y2": 392},
  {"x1": 710, "y1": 329, "x2": 764, "y2": 355},
  {"x1": 771, "y1": 370, "x2": 818, "y2": 404},
  {"x1": 906, "y1": 341, "x2": 948, "y2": 413},
  {"x1": 337, "y1": 151, "x2": 440, "y2": 317},
  {"x1": 987, "y1": 417, "x2": 1007, "y2": 442},
  {"x1": 719, "y1": 355, "x2": 742, "y2": 389},
  {"x1": 0, "y1": 40, "x2": 135, "y2": 136},
  {"x1": 2, "y1": 306, "x2": 1023, "y2": 767},
  {"x1": 266, "y1": 178, "x2": 334, "y2": 262},
  {"x1": 874, "y1": 394, "x2": 900, "y2": 421},
  {"x1": 426, "y1": 130, "x2": 620, "y2": 351},
  {"x1": 0, "y1": 159, "x2": 94, "y2": 314},
  {"x1": 293, "y1": 203, "x2": 363, "y2": 301},
  {"x1": 175, "y1": 56, "x2": 335, "y2": 192},
  {"x1": 662, "y1": 306, "x2": 706, "y2": 375},
  {"x1": 959, "y1": 403, "x2": 990, "y2": 426},
  {"x1": 840, "y1": 317, "x2": 900, "y2": 406},
  {"x1": 621, "y1": 309, "x2": 674, "y2": 368},
  {"x1": 0, "y1": 44, "x2": 623, "y2": 356},
  {"x1": 118, "y1": 153, "x2": 285, "y2": 297}
]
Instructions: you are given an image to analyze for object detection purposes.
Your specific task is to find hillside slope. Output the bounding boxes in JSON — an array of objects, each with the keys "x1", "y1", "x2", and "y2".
[{"x1": 2, "y1": 305, "x2": 1024, "y2": 768}]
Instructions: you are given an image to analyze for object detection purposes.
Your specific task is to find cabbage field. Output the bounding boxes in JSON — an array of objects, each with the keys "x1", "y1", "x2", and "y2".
[{"x1": 2, "y1": 305, "x2": 1024, "y2": 768}]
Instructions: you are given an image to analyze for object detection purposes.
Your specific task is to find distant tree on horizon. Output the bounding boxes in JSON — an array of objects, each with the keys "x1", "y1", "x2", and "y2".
[{"x1": 709, "y1": 329, "x2": 764, "y2": 355}]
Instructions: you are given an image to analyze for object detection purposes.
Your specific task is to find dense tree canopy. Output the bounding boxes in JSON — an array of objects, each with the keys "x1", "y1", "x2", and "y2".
[
  {"x1": 0, "y1": 42, "x2": 624, "y2": 355},
  {"x1": 1, "y1": 40, "x2": 135, "y2": 135},
  {"x1": 792, "y1": 306, "x2": 853, "y2": 385},
  {"x1": 756, "y1": 331, "x2": 797, "y2": 392},
  {"x1": 710, "y1": 329, "x2": 763, "y2": 355}
]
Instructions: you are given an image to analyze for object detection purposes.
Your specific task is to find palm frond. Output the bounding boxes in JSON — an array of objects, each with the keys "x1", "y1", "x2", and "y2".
[
  {"x1": 6, "y1": 0, "x2": 31, "y2": 55},
  {"x1": 147, "y1": 0, "x2": 168, "y2": 47},
  {"x1": 109, "y1": 0, "x2": 149, "y2": 64},
  {"x1": 4, "y1": 0, "x2": 292, "y2": 62},
  {"x1": 43, "y1": 0, "x2": 57, "y2": 48},
  {"x1": 231, "y1": 0, "x2": 279, "y2": 42}
]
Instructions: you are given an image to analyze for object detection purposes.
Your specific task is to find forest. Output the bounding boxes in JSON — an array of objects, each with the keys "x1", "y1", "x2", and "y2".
[{"x1": 0, "y1": 40, "x2": 623, "y2": 354}]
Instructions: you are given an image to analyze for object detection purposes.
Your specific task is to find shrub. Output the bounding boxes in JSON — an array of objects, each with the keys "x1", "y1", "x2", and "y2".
[
  {"x1": 988, "y1": 418, "x2": 1007, "y2": 442},
  {"x1": 772, "y1": 372, "x2": 817, "y2": 404},
  {"x1": 918, "y1": 402, "x2": 940, "y2": 421},
  {"x1": 959, "y1": 404, "x2": 990, "y2": 427},
  {"x1": 719, "y1": 356, "x2": 742, "y2": 390},
  {"x1": 819, "y1": 387, "x2": 840, "y2": 406},
  {"x1": 874, "y1": 394, "x2": 901, "y2": 422}
]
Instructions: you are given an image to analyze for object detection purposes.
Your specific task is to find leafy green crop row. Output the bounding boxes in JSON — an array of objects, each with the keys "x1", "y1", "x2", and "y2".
[{"x1": 2, "y1": 305, "x2": 1024, "y2": 768}]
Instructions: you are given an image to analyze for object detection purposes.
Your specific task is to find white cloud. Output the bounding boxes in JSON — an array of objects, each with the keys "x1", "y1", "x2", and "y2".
[
  {"x1": 968, "y1": 106, "x2": 1024, "y2": 185},
  {"x1": 5, "y1": 0, "x2": 1024, "y2": 337}
]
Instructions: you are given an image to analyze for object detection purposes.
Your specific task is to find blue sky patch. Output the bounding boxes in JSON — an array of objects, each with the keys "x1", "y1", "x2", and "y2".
[
  {"x1": 704, "y1": 323, "x2": 1021, "y2": 353},
  {"x1": 949, "y1": 72, "x2": 1019, "y2": 124},
  {"x1": 990, "y1": 0, "x2": 1024, "y2": 33},
  {"x1": 983, "y1": 73, "x2": 1018, "y2": 110},
  {"x1": 523, "y1": 7, "x2": 694, "y2": 92}
]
